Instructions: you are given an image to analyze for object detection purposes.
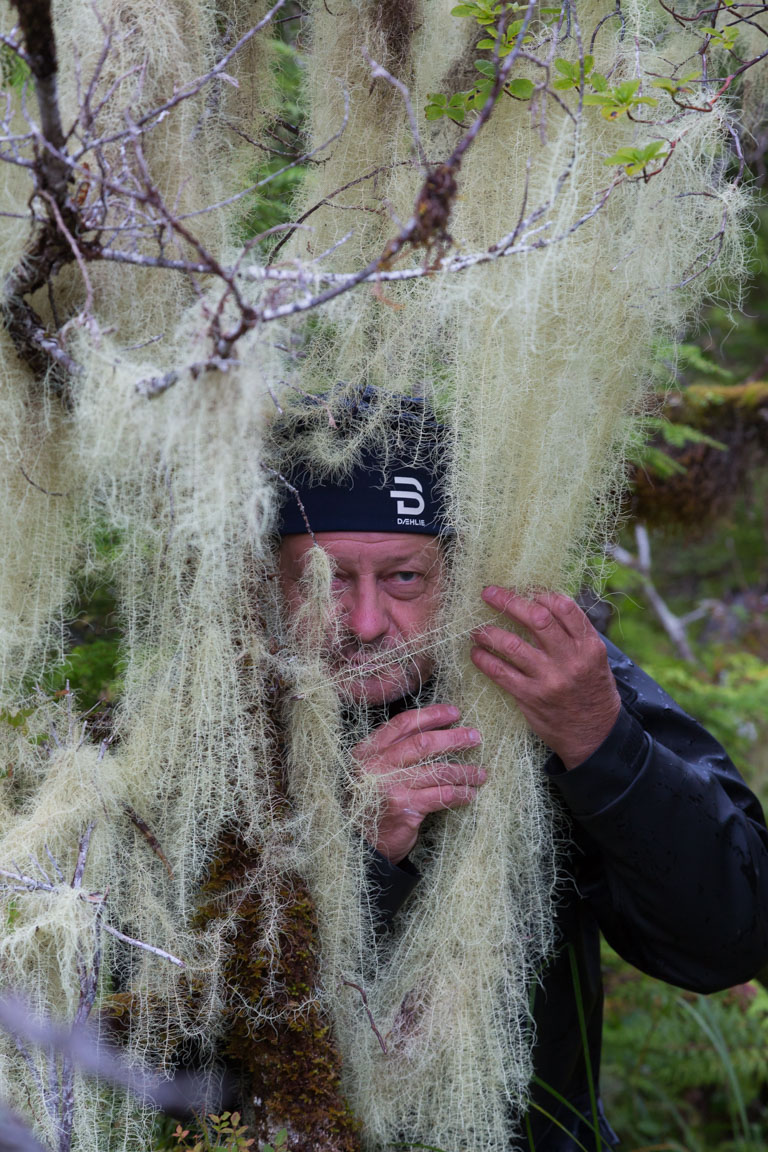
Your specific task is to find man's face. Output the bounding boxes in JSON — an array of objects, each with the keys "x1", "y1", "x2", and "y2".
[{"x1": 278, "y1": 532, "x2": 444, "y2": 706}]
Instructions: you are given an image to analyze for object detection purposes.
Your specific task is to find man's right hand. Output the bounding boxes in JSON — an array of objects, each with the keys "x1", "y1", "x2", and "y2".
[{"x1": 352, "y1": 703, "x2": 486, "y2": 864}]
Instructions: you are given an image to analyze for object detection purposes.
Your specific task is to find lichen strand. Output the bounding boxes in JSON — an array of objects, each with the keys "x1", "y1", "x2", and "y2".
[{"x1": 197, "y1": 834, "x2": 362, "y2": 1152}]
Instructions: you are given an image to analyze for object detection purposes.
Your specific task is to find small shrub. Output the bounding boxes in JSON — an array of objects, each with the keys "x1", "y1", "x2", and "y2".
[{"x1": 166, "y1": 1111, "x2": 256, "y2": 1152}]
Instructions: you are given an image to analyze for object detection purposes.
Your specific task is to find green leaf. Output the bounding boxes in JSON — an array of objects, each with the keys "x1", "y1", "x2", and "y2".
[
  {"x1": 554, "y1": 57, "x2": 577, "y2": 77},
  {"x1": 652, "y1": 77, "x2": 681, "y2": 94},
  {"x1": 640, "y1": 140, "x2": 667, "y2": 160},
  {"x1": 603, "y1": 146, "x2": 643, "y2": 164},
  {"x1": 474, "y1": 59, "x2": 496, "y2": 77},
  {"x1": 583, "y1": 92, "x2": 617, "y2": 106},
  {"x1": 603, "y1": 140, "x2": 669, "y2": 173},
  {"x1": 6, "y1": 899, "x2": 19, "y2": 930},
  {"x1": 552, "y1": 57, "x2": 595, "y2": 90},
  {"x1": 508, "y1": 77, "x2": 535, "y2": 99},
  {"x1": 613, "y1": 79, "x2": 640, "y2": 102},
  {"x1": 424, "y1": 93, "x2": 451, "y2": 120},
  {"x1": 0, "y1": 44, "x2": 30, "y2": 91},
  {"x1": 590, "y1": 71, "x2": 608, "y2": 92},
  {"x1": 450, "y1": 4, "x2": 478, "y2": 16}
]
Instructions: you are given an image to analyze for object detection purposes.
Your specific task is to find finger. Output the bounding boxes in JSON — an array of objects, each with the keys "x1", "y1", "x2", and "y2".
[
  {"x1": 409, "y1": 761, "x2": 487, "y2": 790},
  {"x1": 387, "y1": 725, "x2": 483, "y2": 769},
  {"x1": 470, "y1": 623, "x2": 540, "y2": 674},
  {"x1": 531, "y1": 590, "x2": 593, "y2": 640},
  {"x1": 360, "y1": 703, "x2": 462, "y2": 754},
  {"x1": 470, "y1": 644, "x2": 526, "y2": 698},
  {"x1": 410, "y1": 784, "x2": 481, "y2": 814},
  {"x1": 481, "y1": 586, "x2": 569, "y2": 651}
]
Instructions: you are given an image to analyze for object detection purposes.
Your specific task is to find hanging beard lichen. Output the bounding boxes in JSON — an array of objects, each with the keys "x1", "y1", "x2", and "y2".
[{"x1": 0, "y1": 0, "x2": 758, "y2": 1149}]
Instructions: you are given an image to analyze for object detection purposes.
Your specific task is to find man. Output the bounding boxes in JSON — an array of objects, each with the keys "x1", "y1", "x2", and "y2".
[{"x1": 274, "y1": 390, "x2": 768, "y2": 1150}]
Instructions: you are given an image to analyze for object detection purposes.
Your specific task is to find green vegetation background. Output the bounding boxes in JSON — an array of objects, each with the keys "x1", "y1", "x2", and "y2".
[{"x1": 597, "y1": 208, "x2": 768, "y2": 1151}]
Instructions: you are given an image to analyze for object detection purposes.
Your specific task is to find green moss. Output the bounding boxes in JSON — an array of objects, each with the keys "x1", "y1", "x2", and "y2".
[{"x1": 196, "y1": 835, "x2": 361, "y2": 1152}]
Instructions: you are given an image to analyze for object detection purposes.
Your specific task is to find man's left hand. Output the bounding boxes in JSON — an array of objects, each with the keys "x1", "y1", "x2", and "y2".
[{"x1": 470, "y1": 587, "x2": 621, "y2": 770}]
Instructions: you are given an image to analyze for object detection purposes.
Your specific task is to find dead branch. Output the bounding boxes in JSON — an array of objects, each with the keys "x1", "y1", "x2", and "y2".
[
  {"x1": 0, "y1": 1104, "x2": 48, "y2": 1152},
  {"x1": 362, "y1": 49, "x2": 426, "y2": 169},
  {"x1": 18, "y1": 465, "x2": 64, "y2": 496},
  {"x1": 0, "y1": 995, "x2": 221, "y2": 1121},
  {"x1": 121, "y1": 804, "x2": 173, "y2": 878},
  {"x1": 98, "y1": 923, "x2": 185, "y2": 967},
  {"x1": 608, "y1": 523, "x2": 697, "y2": 661},
  {"x1": 3, "y1": 0, "x2": 767, "y2": 405},
  {"x1": 0, "y1": 836, "x2": 185, "y2": 968},
  {"x1": 10, "y1": 0, "x2": 68, "y2": 205},
  {"x1": 341, "y1": 980, "x2": 387, "y2": 1054}
]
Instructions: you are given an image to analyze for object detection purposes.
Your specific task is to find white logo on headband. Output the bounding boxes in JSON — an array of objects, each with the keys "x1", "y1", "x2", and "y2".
[{"x1": 390, "y1": 476, "x2": 425, "y2": 517}]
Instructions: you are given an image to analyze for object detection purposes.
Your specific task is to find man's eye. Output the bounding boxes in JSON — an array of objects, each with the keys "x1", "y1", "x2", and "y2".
[{"x1": 393, "y1": 571, "x2": 419, "y2": 583}]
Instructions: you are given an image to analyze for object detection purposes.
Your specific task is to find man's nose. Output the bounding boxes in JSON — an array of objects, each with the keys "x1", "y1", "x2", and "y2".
[{"x1": 341, "y1": 579, "x2": 390, "y2": 643}]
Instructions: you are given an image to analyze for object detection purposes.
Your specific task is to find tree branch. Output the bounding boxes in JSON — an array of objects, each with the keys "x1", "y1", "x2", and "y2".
[
  {"x1": 10, "y1": 0, "x2": 68, "y2": 204},
  {"x1": 608, "y1": 523, "x2": 697, "y2": 661}
]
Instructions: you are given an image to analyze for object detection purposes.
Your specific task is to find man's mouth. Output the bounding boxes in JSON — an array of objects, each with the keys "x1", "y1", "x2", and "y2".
[{"x1": 333, "y1": 649, "x2": 400, "y2": 673}]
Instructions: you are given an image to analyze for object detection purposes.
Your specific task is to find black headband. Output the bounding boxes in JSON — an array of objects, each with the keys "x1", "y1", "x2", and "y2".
[{"x1": 273, "y1": 387, "x2": 451, "y2": 537}]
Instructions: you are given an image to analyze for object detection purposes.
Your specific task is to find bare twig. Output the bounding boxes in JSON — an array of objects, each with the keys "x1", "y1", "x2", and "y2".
[
  {"x1": 134, "y1": 356, "x2": 240, "y2": 399},
  {"x1": 0, "y1": 996, "x2": 220, "y2": 1115},
  {"x1": 267, "y1": 160, "x2": 413, "y2": 264},
  {"x1": 122, "y1": 804, "x2": 174, "y2": 878},
  {"x1": 18, "y1": 465, "x2": 64, "y2": 497},
  {"x1": 99, "y1": 923, "x2": 185, "y2": 967},
  {"x1": 362, "y1": 49, "x2": 426, "y2": 168},
  {"x1": 0, "y1": 839, "x2": 185, "y2": 968},
  {"x1": 10, "y1": 0, "x2": 69, "y2": 205},
  {"x1": 608, "y1": 524, "x2": 697, "y2": 661},
  {"x1": 341, "y1": 980, "x2": 388, "y2": 1054},
  {"x1": 89, "y1": 0, "x2": 288, "y2": 151},
  {"x1": 265, "y1": 467, "x2": 318, "y2": 545},
  {"x1": 70, "y1": 823, "x2": 94, "y2": 890},
  {"x1": 177, "y1": 86, "x2": 350, "y2": 223}
]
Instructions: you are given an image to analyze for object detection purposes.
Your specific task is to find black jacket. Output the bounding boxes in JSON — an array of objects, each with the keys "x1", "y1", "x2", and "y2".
[{"x1": 368, "y1": 637, "x2": 768, "y2": 1150}]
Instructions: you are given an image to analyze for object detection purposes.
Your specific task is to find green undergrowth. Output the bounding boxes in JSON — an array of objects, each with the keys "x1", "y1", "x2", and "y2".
[
  {"x1": 153, "y1": 1111, "x2": 260, "y2": 1152},
  {"x1": 39, "y1": 569, "x2": 124, "y2": 719},
  {"x1": 601, "y1": 944, "x2": 768, "y2": 1151},
  {"x1": 234, "y1": 34, "x2": 307, "y2": 252}
]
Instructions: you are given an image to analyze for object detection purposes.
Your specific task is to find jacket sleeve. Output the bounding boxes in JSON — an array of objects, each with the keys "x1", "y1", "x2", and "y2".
[
  {"x1": 365, "y1": 846, "x2": 420, "y2": 932},
  {"x1": 546, "y1": 637, "x2": 768, "y2": 991}
]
